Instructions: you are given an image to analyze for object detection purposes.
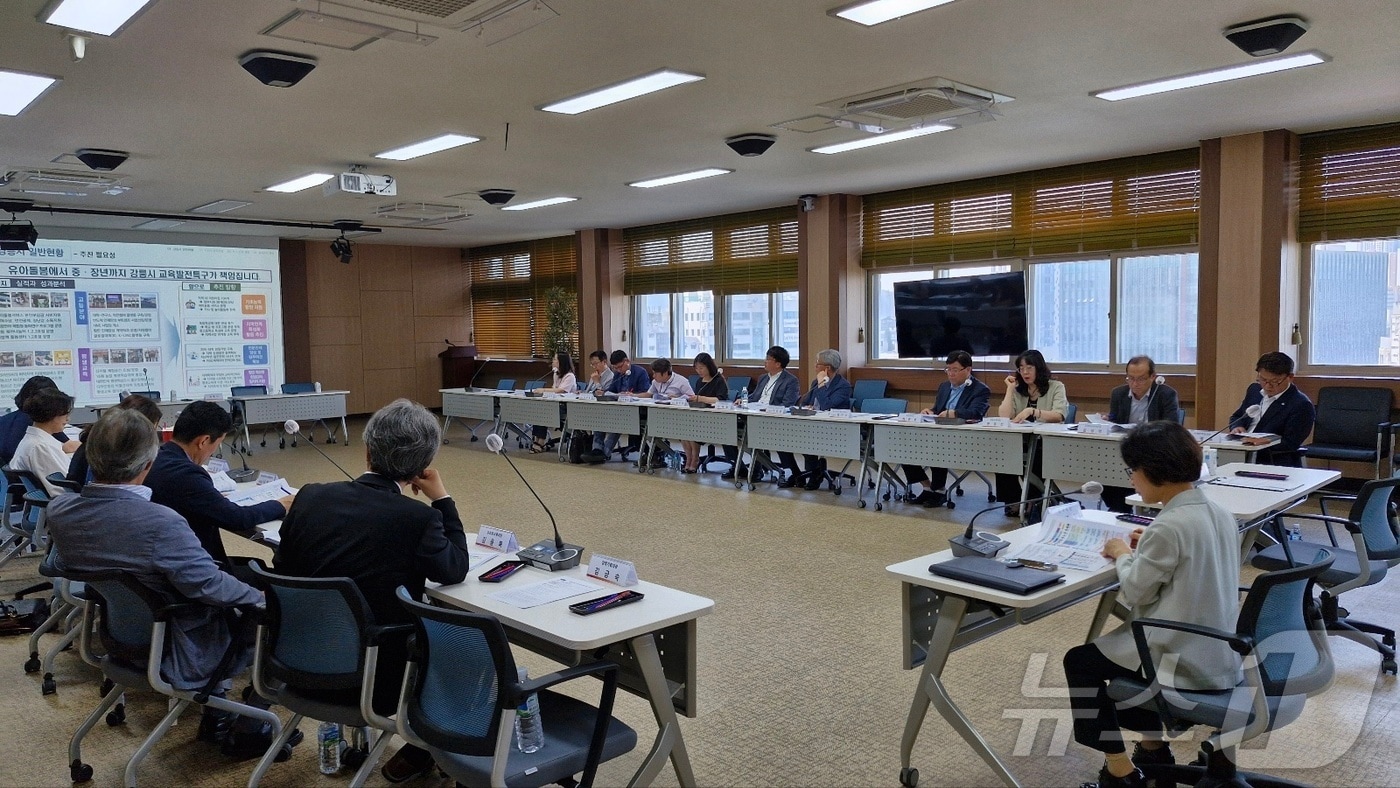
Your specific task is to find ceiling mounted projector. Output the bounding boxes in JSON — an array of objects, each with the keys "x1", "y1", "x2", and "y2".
[
  {"x1": 239, "y1": 50, "x2": 318, "y2": 87},
  {"x1": 0, "y1": 222, "x2": 39, "y2": 251},
  {"x1": 479, "y1": 189, "x2": 516, "y2": 206},
  {"x1": 725, "y1": 133, "x2": 776, "y2": 157},
  {"x1": 74, "y1": 148, "x2": 129, "y2": 172},
  {"x1": 1223, "y1": 15, "x2": 1309, "y2": 57}
]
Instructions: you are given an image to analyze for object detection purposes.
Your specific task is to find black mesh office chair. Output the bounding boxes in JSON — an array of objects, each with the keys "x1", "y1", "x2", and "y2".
[
  {"x1": 1302, "y1": 386, "x2": 1393, "y2": 478},
  {"x1": 1106, "y1": 551, "x2": 1336, "y2": 787},
  {"x1": 1252, "y1": 474, "x2": 1400, "y2": 674}
]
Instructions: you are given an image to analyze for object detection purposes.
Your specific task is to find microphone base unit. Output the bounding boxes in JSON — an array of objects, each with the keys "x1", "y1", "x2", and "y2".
[
  {"x1": 517, "y1": 540, "x2": 584, "y2": 572},
  {"x1": 227, "y1": 468, "x2": 260, "y2": 483},
  {"x1": 948, "y1": 532, "x2": 1010, "y2": 559}
]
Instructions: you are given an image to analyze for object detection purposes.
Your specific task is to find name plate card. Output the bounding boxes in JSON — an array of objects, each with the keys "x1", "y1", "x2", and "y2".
[
  {"x1": 980, "y1": 417, "x2": 1012, "y2": 427},
  {"x1": 896, "y1": 412, "x2": 922, "y2": 423},
  {"x1": 476, "y1": 526, "x2": 520, "y2": 552},
  {"x1": 1076, "y1": 422, "x2": 1119, "y2": 435},
  {"x1": 586, "y1": 554, "x2": 639, "y2": 586}
]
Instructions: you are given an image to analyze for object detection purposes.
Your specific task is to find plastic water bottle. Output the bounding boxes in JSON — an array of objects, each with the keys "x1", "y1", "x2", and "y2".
[
  {"x1": 1203, "y1": 446, "x2": 1218, "y2": 476},
  {"x1": 317, "y1": 721, "x2": 341, "y2": 774},
  {"x1": 1287, "y1": 522, "x2": 1302, "y2": 542},
  {"x1": 515, "y1": 667, "x2": 544, "y2": 753},
  {"x1": 737, "y1": 387, "x2": 748, "y2": 407}
]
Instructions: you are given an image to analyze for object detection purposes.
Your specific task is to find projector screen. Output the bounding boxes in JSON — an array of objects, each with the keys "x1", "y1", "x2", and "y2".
[{"x1": 0, "y1": 238, "x2": 283, "y2": 406}]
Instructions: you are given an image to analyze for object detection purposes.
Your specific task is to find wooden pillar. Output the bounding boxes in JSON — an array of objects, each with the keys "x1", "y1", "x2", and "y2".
[
  {"x1": 1196, "y1": 130, "x2": 1299, "y2": 427},
  {"x1": 577, "y1": 228, "x2": 624, "y2": 356},
  {"x1": 798, "y1": 194, "x2": 863, "y2": 376}
]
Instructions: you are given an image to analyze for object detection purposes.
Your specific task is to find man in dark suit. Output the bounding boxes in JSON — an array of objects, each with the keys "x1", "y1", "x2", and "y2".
[
  {"x1": 1100, "y1": 356, "x2": 1182, "y2": 511},
  {"x1": 273, "y1": 398, "x2": 471, "y2": 782},
  {"x1": 779, "y1": 348, "x2": 853, "y2": 489},
  {"x1": 1106, "y1": 356, "x2": 1181, "y2": 426},
  {"x1": 902, "y1": 351, "x2": 992, "y2": 507},
  {"x1": 1227, "y1": 351, "x2": 1316, "y2": 467},
  {"x1": 144, "y1": 401, "x2": 291, "y2": 571},
  {"x1": 585, "y1": 349, "x2": 654, "y2": 463},
  {"x1": 721, "y1": 345, "x2": 800, "y2": 480}
]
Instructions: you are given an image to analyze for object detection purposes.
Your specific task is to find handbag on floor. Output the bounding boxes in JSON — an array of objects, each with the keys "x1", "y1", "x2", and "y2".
[{"x1": 0, "y1": 597, "x2": 49, "y2": 635}]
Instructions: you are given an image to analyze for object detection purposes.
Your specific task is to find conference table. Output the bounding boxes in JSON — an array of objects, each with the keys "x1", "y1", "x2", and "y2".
[
  {"x1": 887, "y1": 510, "x2": 1126, "y2": 788},
  {"x1": 229, "y1": 390, "x2": 350, "y2": 452},
  {"x1": 429, "y1": 544, "x2": 714, "y2": 788},
  {"x1": 69, "y1": 397, "x2": 230, "y2": 427}
]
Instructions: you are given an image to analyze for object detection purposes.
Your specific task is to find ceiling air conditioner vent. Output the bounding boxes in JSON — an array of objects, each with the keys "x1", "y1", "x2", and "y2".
[
  {"x1": 372, "y1": 202, "x2": 471, "y2": 226},
  {"x1": 823, "y1": 77, "x2": 1012, "y2": 124},
  {"x1": 327, "y1": 0, "x2": 540, "y2": 29}
]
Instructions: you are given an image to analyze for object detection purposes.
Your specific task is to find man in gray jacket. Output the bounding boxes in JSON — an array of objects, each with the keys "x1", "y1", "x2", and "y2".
[{"x1": 48, "y1": 408, "x2": 299, "y2": 760}]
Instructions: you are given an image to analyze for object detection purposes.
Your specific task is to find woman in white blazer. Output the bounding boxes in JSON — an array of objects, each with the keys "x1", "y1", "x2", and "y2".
[{"x1": 1063, "y1": 421, "x2": 1243, "y2": 788}]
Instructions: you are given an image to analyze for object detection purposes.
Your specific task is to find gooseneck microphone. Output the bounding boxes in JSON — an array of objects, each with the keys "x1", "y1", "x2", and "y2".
[
  {"x1": 485, "y1": 432, "x2": 583, "y2": 571},
  {"x1": 466, "y1": 356, "x2": 494, "y2": 391},
  {"x1": 142, "y1": 367, "x2": 153, "y2": 396},
  {"x1": 284, "y1": 420, "x2": 354, "y2": 480},
  {"x1": 951, "y1": 481, "x2": 1105, "y2": 558},
  {"x1": 222, "y1": 437, "x2": 260, "y2": 483}
]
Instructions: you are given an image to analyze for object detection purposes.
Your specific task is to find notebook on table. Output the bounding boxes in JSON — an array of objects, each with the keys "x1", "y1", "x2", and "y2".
[{"x1": 928, "y1": 556, "x2": 1065, "y2": 595}]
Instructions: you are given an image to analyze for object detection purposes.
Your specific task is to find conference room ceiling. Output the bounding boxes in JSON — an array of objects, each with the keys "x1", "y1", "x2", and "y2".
[{"x1": 2, "y1": 0, "x2": 1397, "y2": 249}]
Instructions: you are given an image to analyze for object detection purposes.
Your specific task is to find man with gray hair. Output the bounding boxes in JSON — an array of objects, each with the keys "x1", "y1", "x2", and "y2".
[
  {"x1": 48, "y1": 409, "x2": 295, "y2": 759},
  {"x1": 778, "y1": 348, "x2": 852, "y2": 490},
  {"x1": 273, "y1": 398, "x2": 469, "y2": 782}
]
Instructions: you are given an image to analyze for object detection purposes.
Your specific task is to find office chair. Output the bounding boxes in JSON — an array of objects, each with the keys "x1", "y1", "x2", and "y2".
[
  {"x1": 1064, "y1": 402, "x2": 1078, "y2": 424},
  {"x1": 1106, "y1": 551, "x2": 1336, "y2": 788},
  {"x1": 1252, "y1": 474, "x2": 1400, "y2": 674},
  {"x1": 1175, "y1": 407, "x2": 1186, "y2": 425},
  {"x1": 0, "y1": 468, "x2": 54, "y2": 600},
  {"x1": 24, "y1": 543, "x2": 87, "y2": 697},
  {"x1": 523, "y1": 380, "x2": 545, "y2": 391},
  {"x1": 1295, "y1": 386, "x2": 1393, "y2": 478},
  {"x1": 246, "y1": 563, "x2": 406, "y2": 787},
  {"x1": 47, "y1": 471, "x2": 81, "y2": 494},
  {"x1": 67, "y1": 571, "x2": 286, "y2": 786},
  {"x1": 851, "y1": 379, "x2": 888, "y2": 412},
  {"x1": 230, "y1": 385, "x2": 269, "y2": 453},
  {"x1": 393, "y1": 587, "x2": 638, "y2": 788},
  {"x1": 495, "y1": 378, "x2": 517, "y2": 392},
  {"x1": 726, "y1": 376, "x2": 752, "y2": 400},
  {"x1": 852, "y1": 397, "x2": 909, "y2": 506},
  {"x1": 687, "y1": 373, "x2": 701, "y2": 391},
  {"x1": 129, "y1": 391, "x2": 161, "y2": 402}
]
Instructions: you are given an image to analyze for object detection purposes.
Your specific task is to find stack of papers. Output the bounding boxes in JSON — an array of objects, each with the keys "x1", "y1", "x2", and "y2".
[
  {"x1": 229, "y1": 483, "x2": 296, "y2": 507},
  {"x1": 1003, "y1": 503, "x2": 1137, "y2": 572}
]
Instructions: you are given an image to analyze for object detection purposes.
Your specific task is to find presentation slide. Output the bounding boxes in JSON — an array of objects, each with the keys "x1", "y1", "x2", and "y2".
[{"x1": 0, "y1": 238, "x2": 283, "y2": 406}]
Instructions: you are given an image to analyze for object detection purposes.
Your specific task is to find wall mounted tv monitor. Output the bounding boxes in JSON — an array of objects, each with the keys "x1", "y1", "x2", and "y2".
[{"x1": 892, "y1": 271, "x2": 1028, "y2": 358}]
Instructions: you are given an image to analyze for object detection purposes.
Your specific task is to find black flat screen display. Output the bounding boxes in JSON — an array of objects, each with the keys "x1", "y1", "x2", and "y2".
[{"x1": 892, "y1": 271, "x2": 1028, "y2": 358}]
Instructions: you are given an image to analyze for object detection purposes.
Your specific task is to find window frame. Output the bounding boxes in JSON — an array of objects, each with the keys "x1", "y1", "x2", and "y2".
[
  {"x1": 628, "y1": 288, "x2": 799, "y2": 364},
  {"x1": 1299, "y1": 235, "x2": 1400, "y2": 375},
  {"x1": 864, "y1": 244, "x2": 1199, "y2": 373}
]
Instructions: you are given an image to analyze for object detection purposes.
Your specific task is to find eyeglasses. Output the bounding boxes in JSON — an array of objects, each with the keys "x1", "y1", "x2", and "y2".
[
  {"x1": 944, "y1": 365, "x2": 968, "y2": 374},
  {"x1": 1256, "y1": 374, "x2": 1289, "y2": 388},
  {"x1": 1124, "y1": 467, "x2": 1136, "y2": 479},
  {"x1": 1125, "y1": 374, "x2": 1153, "y2": 384}
]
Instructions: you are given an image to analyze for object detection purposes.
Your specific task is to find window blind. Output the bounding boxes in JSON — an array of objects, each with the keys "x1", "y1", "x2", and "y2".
[
  {"x1": 622, "y1": 206, "x2": 799, "y2": 296},
  {"x1": 1299, "y1": 122, "x2": 1400, "y2": 242},
  {"x1": 861, "y1": 148, "x2": 1200, "y2": 268},
  {"x1": 467, "y1": 235, "x2": 578, "y2": 357}
]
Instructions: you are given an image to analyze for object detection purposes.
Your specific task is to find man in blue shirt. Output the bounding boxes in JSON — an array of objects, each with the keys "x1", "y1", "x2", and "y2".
[
  {"x1": 903, "y1": 351, "x2": 992, "y2": 507},
  {"x1": 584, "y1": 350, "x2": 652, "y2": 463}
]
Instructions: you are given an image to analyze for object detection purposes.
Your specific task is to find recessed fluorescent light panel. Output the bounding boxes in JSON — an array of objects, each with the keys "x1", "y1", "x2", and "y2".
[
  {"x1": 540, "y1": 69, "x2": 704, "y2": 115},
  {"x1": 1092, "y1": 50, "x2": 1329, "y2": 101},
  {"x1": 43, "y1": 0, "x2": 155, "y2": 36},
  {"x1": 810, "y1": 123, "x2": 954, "y2": 154},
  {"x1": 190, "y1": 199, "x2": 251, "y2": 214},
  {"x1": 264, "y1": 173, "x2": 334, "y2": 193},
  {"x1": 829, "y1": 0, "x2": 957, "y2": 26},
  {"x1": 501, "y1": 197, "x2": 577, "y2": 211},
  {"x1": 133, "y1": 219, "x2": 184, "y2": 231},
  {"x1": 374, "y1": 133, "x2": 480, "y2": 161},
  {"x1": 0, "y1": 70, "x2": 60, "y2": 116},
  {"x1": 628, "y1": 168, "x2": 732, "y2": 188}
]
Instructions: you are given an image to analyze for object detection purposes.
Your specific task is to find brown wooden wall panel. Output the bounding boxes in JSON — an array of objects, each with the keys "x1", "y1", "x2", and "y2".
[
  {"x1": 358, "y1": 243, "x2": 414, "y2": 292},
  {"x1": 305, "y1": 243, "x2": 363, "y2": 318},
  {"x1": 309, "y1": 316, "x2": 362, "y2": 348},
  {"x1": 412, "y1": 342, "x2": 446, "y2": 405},
  {"x1": 310, "y1": 344, "x2": 366, "y2": 415},
  {"x1": 411, "y1": 246, "x2": 466, "y2": 317},
  {"x1": 279, "y1": 240, "x2": 312, "y2": 381},
  {"x1": 361, "y1": 291, "x2": 416, "y2": 371},
  {"x1": 413, "y1": 316, "x2": 467, "y2": 346},
  {"x1": 361, "y1": 366, "x2": 419, "y2": 413}
]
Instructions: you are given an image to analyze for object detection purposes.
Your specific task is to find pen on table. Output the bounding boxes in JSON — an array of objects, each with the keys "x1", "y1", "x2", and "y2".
[{"x1": 279, "y1": 483, "x2": 294, "y2": 495}]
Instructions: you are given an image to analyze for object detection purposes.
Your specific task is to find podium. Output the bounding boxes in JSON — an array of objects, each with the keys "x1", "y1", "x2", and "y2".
[{"x1": 439, "y1": 345, "x2": 478, "y2": 389}]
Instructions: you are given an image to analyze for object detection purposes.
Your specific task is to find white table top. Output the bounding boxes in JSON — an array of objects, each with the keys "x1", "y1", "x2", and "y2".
[
  {"x1": 1128, "y1": 463, "x2": 1339, "y2": 521},
  {"x1": 886, "y1": 509, "x2": 1122, "y2": 609},
  {"x1": 427, "y1": 543, "x2": 714, "y2": 651},
  {"x1": 231, "y1": 390, "x2": 349, "y2": 400},
  {"x1": 1033, "y1": 423, "x2": 1280, "y2": 451}
]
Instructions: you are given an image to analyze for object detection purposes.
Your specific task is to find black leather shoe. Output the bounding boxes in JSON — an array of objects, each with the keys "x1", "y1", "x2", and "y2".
[
  {"x1": 803, "y1": 473, "x2": 824, "y2": 491},
  {"x1": 583, "y1": 451, "x2": 607, "y2": 465},
  {"x1": 911, "y1": 490, "x2": 936, "y2": 506},
  {"x1": 221, "y1": 723, "x2": 303, "y2": 761},
  {"x1": 1132, "y1": 743, "x2": 1175, "y2": 787},
  {"x1": 922, "y1": 492, "x2": 948, "y2": 508},
  {"x1": 381, "y1": 744, "x2": 436, "y2": 783},
  {"x1": 1080, "y1": 765, "x2": 1146, "y2": 788},
  {"x1": 720, "y1": 469, "x2": 735, "y2": 480},
  {"x1": 778, "y1": 473, "x2": 802, "y2": 489}
]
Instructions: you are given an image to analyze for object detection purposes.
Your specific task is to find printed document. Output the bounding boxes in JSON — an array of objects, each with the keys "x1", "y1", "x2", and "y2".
[
  {"x1": 489, "y1": 576, "x2": 601, "y2": 609},
  {"x1": 1004, "y1": 503, "x2": 1137, "y2": 572},
  {"x1": 228, "y1": 482, "x2": 297, "y2": 507}
]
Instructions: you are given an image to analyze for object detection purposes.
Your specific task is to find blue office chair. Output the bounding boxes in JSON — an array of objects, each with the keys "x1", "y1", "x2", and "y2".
[
  {"x1": 1064, "y1": 403, "x2": 1078, "y2": 424},
  {"x1": 687, "y1": 373, "x2": 701, "y2": 392},
  {"x1": 1253, "y1": 474, "x2": 1400, "y2": 674},
  {"x1": 523, "y1": 380, "x2": 545, "y2": 391},
  {"x1": 1175, "y1": 407, "x2": 1187, "y2": 425},
  {"x1": 129, "y1": 390, "x2": 161, "y2": 402},
  {"x1": 67, "y1": 571, "x2": 286, "y2": 785},
  {"x1": 834, "y1": 398, "x2": 907, "y2": 504},
  {"x1": 727, "y1": 376, "x2": 752, "y2": 400},
  {"x1": 393, "y1": 587, "x2": 638, "y2": 788},
  {"x1": 496, "y1": 378, "x2": 517, "y2": 392},
  {"x1": 1107, "y1": 551, "x2": 1336, "y2": 787},
  {"x1": 230, "y1": 385, "x2": 269, "y2": 453},
  {"x1": 851, "y1": 379, "x2": 888, "y2": 412},
  {"x1": 247, "y1": 563, "x2": 406, "y2": 787}
]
